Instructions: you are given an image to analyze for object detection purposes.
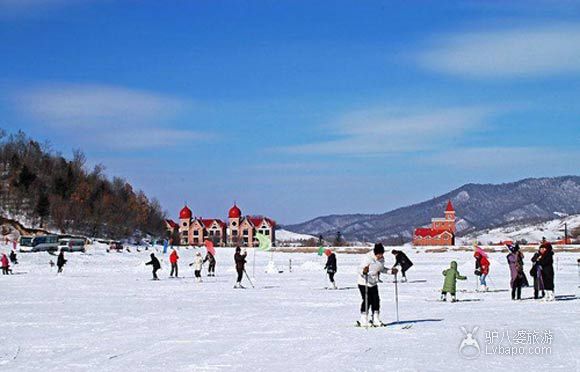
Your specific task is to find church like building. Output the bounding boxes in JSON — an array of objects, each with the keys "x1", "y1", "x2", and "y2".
[
  {"x1": 412, "y1": 200, "x2": 456, "y2": 246},
  {"x1": 165, "y1": 204, "x2": 276, "y2": 247}
]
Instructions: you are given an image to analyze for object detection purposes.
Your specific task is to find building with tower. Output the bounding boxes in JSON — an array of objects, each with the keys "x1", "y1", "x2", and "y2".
[
  {"x1": 412, "y1": 200, "x2": 456, "y2": 246},
  {"x1": 165, "y1": 203, "x2": 275, "y2": 247}
]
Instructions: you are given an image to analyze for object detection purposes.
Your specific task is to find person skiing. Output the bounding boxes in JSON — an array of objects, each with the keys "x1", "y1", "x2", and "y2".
[
  {"x1": 203, "y1": 251, "x2": 216, "y2": 277},
  {"x1": 57, "y1": 250, "x2": 67, "y2": 274},
  {"x1": 234, "y1": 246, "x2": 247, "y2": 288},
  {"x1": 145, "y1": 253, "x2": 161, "y2": 280},
  {"x1": 9, "y1": 250, "x2": 18, "y2": 265},
  {"x1": 507, "y1": 243, "x2": 528, "y2": 300},
  {"x1": 537, "y1": 238, "x2": 555, "y2": 301},
  {"x1": 169, "y1": 248, "x2": 179, "y2": 278},
  {"x1": 191, "y1": 252, "x2": 204, "y2": 282},
  {"x1": 530, "y1": 250, "x2": 544, "y2": 299},
  {"x1": 1, "y1": 253, "x2": 10, "y2": 275},
  {"x1": 356, "y1": 243, "x2": 397, "y2": 327},
  {"x1": 391, "y1": 250, "x2": 413, "y2": 283},
  {"x1": 474, "y1": 246, "x2": 490, "y2": 291},
  {"x1": 441, "y1": 261, "x2": 467, "y2": 302},
  {"x1": 324, "y1": 249, "x2": 337, "y2": 289}
]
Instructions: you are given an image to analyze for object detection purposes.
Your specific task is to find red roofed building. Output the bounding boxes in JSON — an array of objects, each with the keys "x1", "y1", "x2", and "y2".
[
  {"x1": 228, "y1": 204, "x2": 276, "y2": 247},
  {"x1": 167, "y1": 203, "x2": 275, "y2": 247},
  {"x1": 412, "y1": 200, "x2": 456, "y2": 246}
]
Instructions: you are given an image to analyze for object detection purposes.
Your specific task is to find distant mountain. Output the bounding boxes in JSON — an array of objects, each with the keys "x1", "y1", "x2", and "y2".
[{"x1": 283, "y1": 176, "x2": 580, "y2": 244}]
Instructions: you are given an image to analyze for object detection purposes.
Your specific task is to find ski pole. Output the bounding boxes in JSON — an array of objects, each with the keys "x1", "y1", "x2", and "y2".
[
  {"x1": 243, "y1": 269, "x2": 255, "y2": 288},
  {"x1": 394, "y1": 272, "x2": 400, "y2": 323},
  {"x1": 364, "y1": 274, "x2": 369, "y2": 329}
]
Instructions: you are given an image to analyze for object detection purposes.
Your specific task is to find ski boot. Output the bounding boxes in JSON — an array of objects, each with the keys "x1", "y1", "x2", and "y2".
[
  {"x1": 401, "y1": 276, "x2": 408, "y2": 283},
  {"x1": 357, "y1": 313, "x2": 370, "y2": 327},
  {"x1": 371, "y1": 312, "x2": 385, "y2": 327},
  {"x1": 331, "y1": 281, "x2": 338, "y2": 290},
  {"x1": 441, "y1": 293, "x2": 447, "y2": 302},
  {"x1": 544, "y1": 290, "x2": 555, "y2": 302},
  {"x1": 451, "y1": 294, "x2": 457, "y2": 303}
]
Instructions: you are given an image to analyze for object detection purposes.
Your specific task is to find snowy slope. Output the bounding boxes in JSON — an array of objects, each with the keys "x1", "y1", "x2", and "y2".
[
  {"x1": 461, "y1": 214, "x2": 580, "y2": 245},
  {"x1": 275, "y1": 229, "x2": 316, "y2": 242},
  {"x1": 0, "y1": 244, "x2": 578, "y2": 371}
]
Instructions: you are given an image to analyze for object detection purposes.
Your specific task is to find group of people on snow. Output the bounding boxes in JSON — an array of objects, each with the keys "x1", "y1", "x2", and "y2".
[{"x1": 508, "y1": 237, "x2": 555, "y2": 301}]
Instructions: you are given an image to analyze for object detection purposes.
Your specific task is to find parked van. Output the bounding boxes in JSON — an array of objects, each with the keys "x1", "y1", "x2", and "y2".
[
  {"x1": 31, "y1": 235, "x2": 60, "y2": 252},
  {"x1": 58, "y1": 238, "x2": 86, "y2": 252},
  {"x1": 19, "y1": 236, "x2": 34, "y2": 252}
]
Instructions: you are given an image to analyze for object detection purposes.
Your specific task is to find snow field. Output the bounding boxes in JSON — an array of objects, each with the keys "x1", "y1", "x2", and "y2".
[{"x1": 0, "y1": 245, "x2": 578, "y2": 371}]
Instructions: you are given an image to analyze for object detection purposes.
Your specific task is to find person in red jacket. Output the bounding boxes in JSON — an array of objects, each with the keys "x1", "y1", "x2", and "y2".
[
  {"x1": 169, "y1": 248, "x2": 179, "y2": 278},
  {"x1": 474, "y1": 247, "x2": 490, "y2": 291},
  {"x1": 1, "y1": 253, "x2": 10, "y2": 275}
]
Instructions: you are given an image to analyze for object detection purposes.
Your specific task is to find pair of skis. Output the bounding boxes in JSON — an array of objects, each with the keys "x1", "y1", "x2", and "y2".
[{"x1": 356, "y1": 272, "x2": 412, "y2": 330}]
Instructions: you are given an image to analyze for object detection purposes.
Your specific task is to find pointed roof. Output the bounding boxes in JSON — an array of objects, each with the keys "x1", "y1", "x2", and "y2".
[
  {"x1": 445, "y1": 200, "x2": 455, "y2": 212},
  {"x1": 179, "y1": 205, "x2": 193, "y2": 219}
]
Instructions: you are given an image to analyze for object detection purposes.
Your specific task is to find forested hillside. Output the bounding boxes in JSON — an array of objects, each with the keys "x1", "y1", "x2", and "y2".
[{"x1": 0, "y1": 130, "x2": 166, "y2": 239}]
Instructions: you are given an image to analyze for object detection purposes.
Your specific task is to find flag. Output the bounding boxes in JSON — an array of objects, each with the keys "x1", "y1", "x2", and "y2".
[
  {"x1": 163, "y1": 239, "x2": 169, "y2": 254},
  {"x1": 255, "y1": 233, "x2": 271, "y2": 251},
  {"x1": 204, "y1": 240, "x2": 216, "y2": 256},
  {"x1": 317, "y1": 246, "x2": 324, "y2": 256}
]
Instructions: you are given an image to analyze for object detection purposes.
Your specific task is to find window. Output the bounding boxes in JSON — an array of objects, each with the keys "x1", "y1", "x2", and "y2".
[
  {"x1": 182, "y1": 231, "x2": 188, "y2": 237},
  {"x1": 232, "y1": 230, "x2": 238, "y2": 236},
  {"x1": 183, "y1": 222, "x2": 187, "y2": 227},
  {"x1": 215, "y1": 231, "x2": 221, "y2": 236},
  {"x1": 193, "y1": 231, "x2": 199, "y2": 236},
  {"x1": 264, "y1": 230, "x2": 270, "y2": 236},
  {"x1": 209, "y1": 231, "x2": 214, "y2": 236},
  {"x1": 243, "y1": 229, "x2": 249, "y2": 236},
  {"x1": 232, "y1": 221, "x2": 237, "y2": 227}
]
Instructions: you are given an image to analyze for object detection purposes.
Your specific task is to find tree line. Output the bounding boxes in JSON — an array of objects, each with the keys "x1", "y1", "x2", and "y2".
[{"x1": 0, "y1": 130, "x2": 166, "y2": 240}]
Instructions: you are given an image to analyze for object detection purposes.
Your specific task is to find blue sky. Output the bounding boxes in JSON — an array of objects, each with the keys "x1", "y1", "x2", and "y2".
[{"x1": 1, "y1": 0, "x2": 579, "y2": 224}]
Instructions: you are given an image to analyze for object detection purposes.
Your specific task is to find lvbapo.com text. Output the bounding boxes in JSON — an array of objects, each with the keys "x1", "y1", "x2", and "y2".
[{"x1": 485, "y1": 345, "x2": 552, "y2": 356}]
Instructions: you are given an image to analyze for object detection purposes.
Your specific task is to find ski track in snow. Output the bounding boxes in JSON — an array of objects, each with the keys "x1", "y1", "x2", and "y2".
[{"x1": 0, "y1": 245, "x2": 578, "y2": 371}]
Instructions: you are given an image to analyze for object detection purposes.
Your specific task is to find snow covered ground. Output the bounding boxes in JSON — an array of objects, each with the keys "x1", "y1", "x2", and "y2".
[
  {"x1": 0, "y1": 244, "x2": 578, "y2": 371},
  {"x1": 275, "y1": 229, "x2": 316, "y2": 242}
]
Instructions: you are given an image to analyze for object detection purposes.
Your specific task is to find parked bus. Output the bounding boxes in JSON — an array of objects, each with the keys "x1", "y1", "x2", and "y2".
[
  {"x1": 19, "y1": 236, "x2": 35, "y2": 252},
  {"x1": 31, "y1": 235, "x2": 59, "y2": 252}
]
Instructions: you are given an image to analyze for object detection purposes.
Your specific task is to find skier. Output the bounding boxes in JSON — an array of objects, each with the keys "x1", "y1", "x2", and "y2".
[
  {"x1": 9, "y1": 250, "x2": 18, "y2": 265},
  {"x1": 324, "y1": 249, "x2": 337, "y2": 289},
  {"x1": 203, "y1": 251, "x2": 216, "y2": 277},
  {"x1": 145, "y1": 253, "x2": 161, "y2": 280},
  {"x1": 441, "y1": 261, "x2": 467, "y2": 302},
  {"x1": 57, "y1": 250, "x2": 67, "y2": 274},
  {"x1": 356, "y1": 243, "x2": 397, "y2": 327},
  {"x1": 1, "y1": 253, "x2": 10, "y2": 275},
  {"x1": 506, "y1": 243, "x2": 528, "y2": 300},
  {"x1": 190, "y1": 252, "x2": 204, "y2": 282},
  {"x1": 537, "y1": 239, "x2": 555, "y2": 301},
  {"x1": 169, "y1": 248, "x2": 179, "y2": 278},
  {"x1": 234, "y1": 246, "x2": 247, "y2": 288},
  {"x1": 391, "y1": 249, "x2": 413, "y2": 283},
  {"x1": 530, "y1": 251, "x2": 544, "y2": 299},
  {"x1": 474, "y1": 246, "x2": 490, "y2": 291}
]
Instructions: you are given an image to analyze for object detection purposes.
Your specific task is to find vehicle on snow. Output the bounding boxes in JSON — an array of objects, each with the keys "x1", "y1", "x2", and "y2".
[
  {"x1": 31, "y1": 235, "x2": 60, "y2": 252},
  {"x1": 57, "y1": 238, "x2": 86, "y2": 252}
]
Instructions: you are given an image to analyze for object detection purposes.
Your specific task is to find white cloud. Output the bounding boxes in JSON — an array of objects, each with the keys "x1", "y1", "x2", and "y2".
[
  {"x1": 418, "y1": 24, "x2": 580, "y2": 78},
  {"x1": 11, "y1": 83, "x2": 211, "y2": 150},
  {"x1": 277, "y1": 106, "x2": 494, "y2": 156},
  {"x1": 423, "y1": 147, "x2": 580, "y2": 169}
]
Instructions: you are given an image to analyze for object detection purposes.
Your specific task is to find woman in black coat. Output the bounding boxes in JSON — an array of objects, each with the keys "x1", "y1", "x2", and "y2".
[
  {"x1": 145, "y1": 253, "x2": 161, "y2": 280},
  {"x1": 324, "y1": 249, "x2": 337, "y2": 289},
  {"x1": 391, "y1": 250, "x2": 413, "y2": 282},
  {"x1": 537, "y1": 241, "x2": 555, "y2": 301}
]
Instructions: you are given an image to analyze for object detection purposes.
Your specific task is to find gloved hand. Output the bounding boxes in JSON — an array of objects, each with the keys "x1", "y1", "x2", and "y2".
[
  {"x1": 362, "y1": 265, "x2": 369, "y2": 275},
  {"x1": 391, "y1": 268, "x2": 398, "y2": 275}
]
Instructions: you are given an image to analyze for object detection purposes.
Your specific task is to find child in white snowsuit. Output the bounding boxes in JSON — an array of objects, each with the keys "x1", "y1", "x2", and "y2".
[{"x1": 191, "y1": 252, "x2": 204, "y2": 282}]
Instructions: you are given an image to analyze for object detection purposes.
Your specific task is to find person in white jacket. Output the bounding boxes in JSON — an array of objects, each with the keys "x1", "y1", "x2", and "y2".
[
  {"x1": 357, "y1": 243, "x2": 397, "y2": 327},
  {"x1": 190, "y1": 252, "x2": 204, "y2": 282}
]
